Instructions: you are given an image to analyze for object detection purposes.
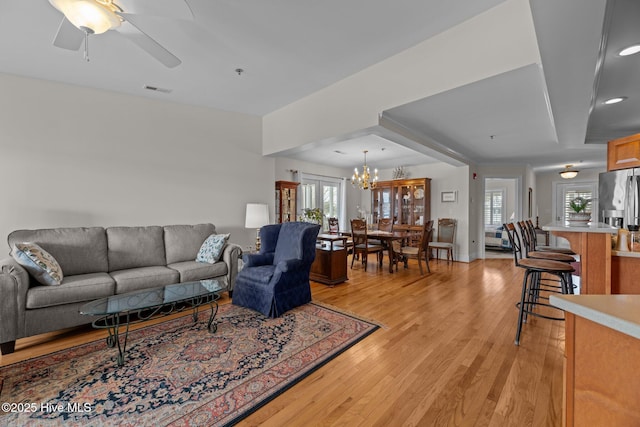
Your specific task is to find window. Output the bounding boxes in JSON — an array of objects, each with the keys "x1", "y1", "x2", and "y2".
[
  {"x1": 562, "y1": 187, "x2": 594, "y2": 220},
  {"x1": 485, "y1": 189, "x2": 504, "y2": 226},
  {"x1": 299, "y1": 174, "x2": 343, "y2": 231}
]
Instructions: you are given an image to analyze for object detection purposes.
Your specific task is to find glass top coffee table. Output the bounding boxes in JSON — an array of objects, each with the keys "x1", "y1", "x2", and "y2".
[{"x1": 80, "y1": 279, "x2": 227, "y2": 366}]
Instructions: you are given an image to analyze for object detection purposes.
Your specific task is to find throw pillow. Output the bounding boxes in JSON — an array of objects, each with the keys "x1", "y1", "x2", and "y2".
[
  {"x1": 196, "y1": 233, "x2": 230, "y2": 264},
  {"x1": 12, "y1": 242, "x2": 64, "y2": 286}
]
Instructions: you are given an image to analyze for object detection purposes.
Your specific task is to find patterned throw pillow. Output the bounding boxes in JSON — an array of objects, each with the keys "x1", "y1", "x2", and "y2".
[
  {"x1": 12, "y1": 242, "x2": 64, "y2": 286},
  {"x1": 196, "y1": 234, "x2": 230, "y2": 264}
]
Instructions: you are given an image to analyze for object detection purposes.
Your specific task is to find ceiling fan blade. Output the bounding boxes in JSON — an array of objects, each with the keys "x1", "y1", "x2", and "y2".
[
  {"x1": 52, "y1": 17, "x2": 84, "y2": 50},
  {"x1": 115, "y1": 0, "x2": 194, "y2": 21},
  {"x1": 116, "y1": 13, "x2": 181, "y2": 68}
]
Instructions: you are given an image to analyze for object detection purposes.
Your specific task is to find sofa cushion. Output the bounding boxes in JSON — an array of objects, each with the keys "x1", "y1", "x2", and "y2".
[
  {"x1": 164, "y1": 224, "x2": 216, "y2": 265},
  {"x1": 107, "y1": 226, "x2": 165, "y2": 272},
  {"x1": 168, "y1": 260, "x2": 228, "y2": 282},
  {"x1": 25, "y1": 273, "x2": 115, "y2": 309},
  {"x1": 110, "y1": 266, "x2": 179, "y2": 294},
  {"x1": 12, "y1": 242, "x2": 64, "y2": 286},
  {"x1": 196, "y1": 233, "x2": 230, "y2": 264},
  {"x1": 8, "y1": 227, "x2": 108, "y2": 276}
]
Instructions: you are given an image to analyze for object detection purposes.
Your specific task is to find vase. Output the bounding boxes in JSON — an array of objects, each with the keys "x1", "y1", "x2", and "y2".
[{"x1": 568, "y1": 212, "x2": 591, "y2": 226}]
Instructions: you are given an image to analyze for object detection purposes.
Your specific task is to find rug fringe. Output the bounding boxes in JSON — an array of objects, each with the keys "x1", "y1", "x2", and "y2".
[{"x1": 310, "y1": 301, "x2": 388, "y2": 329}]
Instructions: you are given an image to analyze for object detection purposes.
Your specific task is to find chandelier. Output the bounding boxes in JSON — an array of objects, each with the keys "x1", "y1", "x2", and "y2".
[{"x1": 351, "y1": 150, "x2": 378, "y2": 190}]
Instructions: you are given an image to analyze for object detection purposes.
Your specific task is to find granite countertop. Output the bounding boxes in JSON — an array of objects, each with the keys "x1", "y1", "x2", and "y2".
[
  {"x1": 542, "y1": 221, "x2": 619, "y2": 234},
  {"x1": 550, "y1": 294, "x2": 640, "y2": 340}
]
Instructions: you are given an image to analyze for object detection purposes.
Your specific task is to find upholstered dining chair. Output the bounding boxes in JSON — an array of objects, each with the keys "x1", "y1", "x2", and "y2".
[
  {"x1": 392, "y1": 220, "x2": 433, "y2": 275},
  {"x1": 232, "y1": 222, "x2": 320, "y2": 318},
  {"x1": 428, "y1": 218, "x2": 457, "y2": 263},
  {"x1": 350, "y1": 218, "x2": 384, "y2": 271}
]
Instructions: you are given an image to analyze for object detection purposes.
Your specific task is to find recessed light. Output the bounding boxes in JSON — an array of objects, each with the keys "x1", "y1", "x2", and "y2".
[
  {"x1": 604, "y1": 97, "x2": 626, "y2": 105},
  {"x1": 619, "y1": 44, "x2": 640, "y2": 56}
]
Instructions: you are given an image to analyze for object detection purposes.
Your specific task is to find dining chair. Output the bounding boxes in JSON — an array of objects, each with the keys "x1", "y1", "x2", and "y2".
[
  {"x1": 392, "y1": 220, "x2": 433, "y2": 275},
  {"x1": 328, "y1": 217, "x2": 353, "y2": 254},
  {"x1": 377, "y1": 218, "x2": 393, "y2": 232},
  {"x1": 350, "y1": 218, "x2": 384, "y2": 271},
  {"x1": 428, "y1": 218, "x2": 457, "y2": 263}
]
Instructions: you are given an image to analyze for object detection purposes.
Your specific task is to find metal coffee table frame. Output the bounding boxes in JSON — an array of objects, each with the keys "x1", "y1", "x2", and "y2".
[{"x1": 80, "y1": 280, "x2": 226, "y2": 366}]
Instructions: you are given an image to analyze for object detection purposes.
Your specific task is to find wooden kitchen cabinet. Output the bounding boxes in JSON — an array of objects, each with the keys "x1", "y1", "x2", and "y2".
[
  {"x1": 611, "y1": 254, "x2": 640, "y2": 294},
  {"x1": 608, "y1": 133, "x2": 640, "y2": 171}
]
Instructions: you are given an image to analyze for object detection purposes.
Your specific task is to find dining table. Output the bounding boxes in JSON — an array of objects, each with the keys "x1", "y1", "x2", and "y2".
[{"x1": 344, "y1": 230, "x2": 410, "y2": 273}]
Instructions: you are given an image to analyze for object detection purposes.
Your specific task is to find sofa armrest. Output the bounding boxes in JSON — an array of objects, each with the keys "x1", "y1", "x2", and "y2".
[
  {"x1": 0, "y1": 257, "x2": 30, "y2": 345},
  {"x1": 221, "y1": 243, "x2": 243, "y2": 291}
]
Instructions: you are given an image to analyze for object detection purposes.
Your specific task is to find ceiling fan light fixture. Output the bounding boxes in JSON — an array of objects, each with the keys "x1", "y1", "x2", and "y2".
[
  {"x1": 604, "y1": 96, "x2": 626, "y2": 105},
  {"x1": 619, "y1": 44, "x2": 640, "y2": 56},
  {"x1": 49, "y1": 0, "x2": 121, "y2": 34},
  {"x1": 559, "y1": 165, "x2": 579, "y2": 179}
]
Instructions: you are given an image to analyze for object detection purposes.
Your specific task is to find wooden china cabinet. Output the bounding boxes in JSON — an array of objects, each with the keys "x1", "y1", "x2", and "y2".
[
  {"x1": 371, "y1": 178, "x2": 431, "y2": 226},
  {"x1": 275, "y1": 181, "x2": 299, "y2": 223}
]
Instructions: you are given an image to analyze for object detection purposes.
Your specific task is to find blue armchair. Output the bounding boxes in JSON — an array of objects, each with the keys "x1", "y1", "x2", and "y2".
[{"x1": 232, "y1": 222, "x2": 321, "y2": 317}]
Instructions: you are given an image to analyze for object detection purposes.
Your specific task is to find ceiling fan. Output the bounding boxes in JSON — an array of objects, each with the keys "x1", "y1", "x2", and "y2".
[{"x1": 47, "y1": 0, "x2": 193, "y2": 68}]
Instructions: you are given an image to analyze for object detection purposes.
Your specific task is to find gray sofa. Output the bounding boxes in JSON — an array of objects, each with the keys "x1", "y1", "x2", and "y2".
[{"x1": 0, "y1": 223, "x2": 241, "y2": 355}]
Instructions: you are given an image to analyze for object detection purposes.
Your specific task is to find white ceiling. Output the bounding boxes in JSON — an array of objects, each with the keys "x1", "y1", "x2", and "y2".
[{"x1": 1, "y1": 0, "x2": 638, "y2": 173}]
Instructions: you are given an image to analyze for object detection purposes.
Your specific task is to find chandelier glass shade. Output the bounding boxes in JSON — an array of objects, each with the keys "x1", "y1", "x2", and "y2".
[
  {"x1": 559, "y1": 165, "x2": 579, "y2": 179},
  {"x1": 351, "y1": 150, "x2": 378, "y2": 190}
]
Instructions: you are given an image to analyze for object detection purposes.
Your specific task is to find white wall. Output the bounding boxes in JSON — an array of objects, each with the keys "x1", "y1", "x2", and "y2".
[{"x1": 0, "y1": 73, "x2": 272, "y2": 252}]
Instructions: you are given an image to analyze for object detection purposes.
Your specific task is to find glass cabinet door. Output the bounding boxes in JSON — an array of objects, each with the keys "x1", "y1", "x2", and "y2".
[{"x1": 412, "y1": 184, "x2": 426, "y2": 225}]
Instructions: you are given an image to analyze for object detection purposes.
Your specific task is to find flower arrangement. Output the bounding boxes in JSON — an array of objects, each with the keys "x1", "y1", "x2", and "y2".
[{"x1": 568, "y1": 197, "x2": 590, "y2": 213}]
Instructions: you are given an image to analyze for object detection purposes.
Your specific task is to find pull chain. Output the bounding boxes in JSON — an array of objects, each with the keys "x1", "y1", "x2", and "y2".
[{"x1": 84, "y1": 30, "x2": 90, "y2": 62}]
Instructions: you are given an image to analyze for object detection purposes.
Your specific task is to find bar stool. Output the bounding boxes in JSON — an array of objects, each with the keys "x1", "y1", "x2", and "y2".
[
  {"x1": 503, "y1": 223, "x2": 574, "y2": 346},
  {"x1": 525, "y1": 219, "x2": 575, "y2": 255},
  {"x1": 518, "y1": 221, "x2": 576, "y2": 294}
]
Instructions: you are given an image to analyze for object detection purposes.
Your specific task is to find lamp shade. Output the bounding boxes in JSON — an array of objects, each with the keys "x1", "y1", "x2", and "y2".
[{"x1": 245, "y1": 203, "x2": 269, "y2": 228}]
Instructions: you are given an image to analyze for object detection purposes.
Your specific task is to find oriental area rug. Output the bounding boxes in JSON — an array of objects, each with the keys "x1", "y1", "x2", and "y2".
[{"x1": 0, "y1": 302, "x2": 378, "y2": 426}]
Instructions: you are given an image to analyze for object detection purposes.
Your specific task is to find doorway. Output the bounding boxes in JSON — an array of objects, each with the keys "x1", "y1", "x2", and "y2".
[{"x1": 483, "y1": 177, "x2": 520, "y2": 259}]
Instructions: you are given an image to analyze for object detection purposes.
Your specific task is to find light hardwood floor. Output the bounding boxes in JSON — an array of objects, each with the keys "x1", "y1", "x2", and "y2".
[{"x1": 0, "y1": 257, "x2": 564, "y2": 426}]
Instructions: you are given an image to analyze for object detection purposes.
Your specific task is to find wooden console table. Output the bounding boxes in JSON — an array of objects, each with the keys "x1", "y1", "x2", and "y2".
[{"x1": 310, "y1": 234, "x2": 348, "y2": 285}]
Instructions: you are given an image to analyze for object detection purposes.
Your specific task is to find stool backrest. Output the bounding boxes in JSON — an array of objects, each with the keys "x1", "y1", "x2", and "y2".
[{"x1": 503, "y1": 222, "x2": 524, "y2": 266}]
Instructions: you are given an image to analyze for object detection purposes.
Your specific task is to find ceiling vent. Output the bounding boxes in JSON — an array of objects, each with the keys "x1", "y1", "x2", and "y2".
[{"x1": 143, "y1": 85, "x2": 172, "y2": 94}]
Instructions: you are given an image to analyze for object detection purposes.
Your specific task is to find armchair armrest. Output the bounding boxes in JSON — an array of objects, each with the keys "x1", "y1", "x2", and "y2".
[
  {"x1": 243, "y1": 252, "x2": 275, "y2": 267},
  {"x1": 276, "y1": 258, "x2": 305, "y2": 273},
  {"x1": 221, "y1": 243, "x2": 243, "y2": 291},
  {"x1": 0, "y1": 257, "x2": 30, "y2": 346}
]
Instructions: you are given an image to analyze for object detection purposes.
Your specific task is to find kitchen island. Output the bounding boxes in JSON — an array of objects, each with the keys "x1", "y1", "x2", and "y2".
[
  {"x1": 542, "y1": 222, "x2": 617, "y2": 294},
  {"x1": 550, "y1": 294, "x2": 640, "y2": 427}
]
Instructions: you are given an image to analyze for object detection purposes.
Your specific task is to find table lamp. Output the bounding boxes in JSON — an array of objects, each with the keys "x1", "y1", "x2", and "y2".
[{"x1": 245, "y1": 203, "x2": 269, "y2": 251}]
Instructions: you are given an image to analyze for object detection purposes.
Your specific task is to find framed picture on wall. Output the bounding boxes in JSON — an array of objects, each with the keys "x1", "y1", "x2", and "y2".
[{"x1": 441, "y1": 191, "x2": 456, "y2": 202}]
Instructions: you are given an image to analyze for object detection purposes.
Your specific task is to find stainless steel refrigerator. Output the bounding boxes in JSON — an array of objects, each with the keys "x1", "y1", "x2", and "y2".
[{"x1": 598, "y1": 168, "x2": 640, "y2": 228}]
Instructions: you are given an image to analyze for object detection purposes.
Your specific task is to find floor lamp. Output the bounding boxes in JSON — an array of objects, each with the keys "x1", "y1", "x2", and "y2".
[{"x1": 245, "y1": 203, "x2": 269, "y2": 252}]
